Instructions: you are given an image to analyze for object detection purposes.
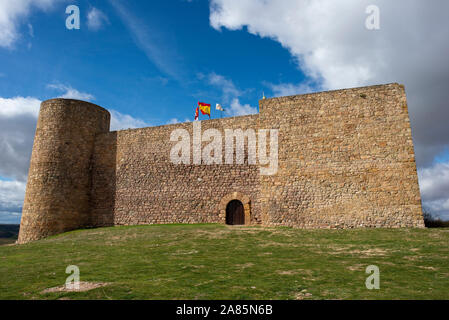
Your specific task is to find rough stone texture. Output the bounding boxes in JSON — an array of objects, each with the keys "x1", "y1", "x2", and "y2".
[
  {"x1": 18, "y1": 83, "x2": 424, "y2": 243},
  {"x1": 259, "y1": 83, "x2": 424, "y2": 228},
  {"x1": 18, "y1": 99, "x2": 110, "y2": 243},
  {"x1": 90, "y1": 115, "x2": 261, "y2": 227}
]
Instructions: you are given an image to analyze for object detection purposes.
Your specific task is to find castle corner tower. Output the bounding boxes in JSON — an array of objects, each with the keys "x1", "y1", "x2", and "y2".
[{"x1": 18, "y1": 99, "x2": 110, "y2": 244}]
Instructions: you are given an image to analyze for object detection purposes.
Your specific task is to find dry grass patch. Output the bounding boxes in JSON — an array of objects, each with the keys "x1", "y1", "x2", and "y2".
[
  {"x1": 236, "y1": 263, "x2": 254, "y2": 269},
  {"x1": 277, "y1": 270, "x2": 299, "y2": 275},
  {"x1": 295, "y1": 289, "x2": 313, "y2": 300},
  {"x1": 347, "y1": 264, "x2": 365, "y2": 271},
  {"x1": 417, "y1": 266, "x2": 438, "y2": 271},
  {"x1": 42, "y1": 282, "x2": 109, "y2": 293}
]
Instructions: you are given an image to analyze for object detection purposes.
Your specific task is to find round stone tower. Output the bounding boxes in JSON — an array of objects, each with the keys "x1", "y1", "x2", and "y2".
[{"x1": 18, "y1": 99, "x2": 110, "y2": 244}]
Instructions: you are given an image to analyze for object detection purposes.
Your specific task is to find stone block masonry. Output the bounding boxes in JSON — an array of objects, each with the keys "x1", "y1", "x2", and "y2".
[
  {"x1": 89, "y1": 115, "x2": 262, "y2": 228},
  {"x1": 18, "y1": 99, "x2": 110, "y2": 243},
  {"x1": 18, "y1": 83, "x2": 424, "y2": 244},
  {"x1": 259, "y1": 83, "x2": 423, "y2": 228}
]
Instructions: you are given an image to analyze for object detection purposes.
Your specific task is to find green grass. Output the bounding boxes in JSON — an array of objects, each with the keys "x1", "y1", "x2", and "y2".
[{"x1": 0, "y1": 224, "x2": 448, "y2": 300}]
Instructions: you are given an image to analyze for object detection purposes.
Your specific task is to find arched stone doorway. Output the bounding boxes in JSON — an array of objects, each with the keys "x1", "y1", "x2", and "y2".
[
  {"x1": 226, "y1": 200, "x2": 245, "y2": 225},
  {"x1": 219, "y1": 192, "x2": 251, "y2": 225}
]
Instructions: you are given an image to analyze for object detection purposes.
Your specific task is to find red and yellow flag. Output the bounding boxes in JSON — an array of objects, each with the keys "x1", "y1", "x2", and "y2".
[{"x1": 198, "y1": 102, "x2": 211, "y2": 118}]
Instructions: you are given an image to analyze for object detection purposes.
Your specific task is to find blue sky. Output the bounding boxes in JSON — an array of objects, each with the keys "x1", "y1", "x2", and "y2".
[
  {"x1": 1, "y1": 0, "x2": 449, "y2": 223},
  {"x1": 0, "y1": 0, "x2": 307, "y2": 125}
]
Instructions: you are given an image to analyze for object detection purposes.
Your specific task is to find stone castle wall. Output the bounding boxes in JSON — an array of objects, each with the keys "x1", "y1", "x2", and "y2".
[
  {"x1": 90, "y1": 115, "x2": 262, "y2": 227},
  {"x1": 259, "y1": 83, "x2": 424, "y2": 228},
  {"x1": 18, "y1": 83, "x2": 424, "y2": 243}
]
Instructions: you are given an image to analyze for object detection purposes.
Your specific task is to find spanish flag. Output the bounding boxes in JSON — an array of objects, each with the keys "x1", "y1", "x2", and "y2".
[{"x1": 198, "y1": 102, "x2": 211, "y2": 118}]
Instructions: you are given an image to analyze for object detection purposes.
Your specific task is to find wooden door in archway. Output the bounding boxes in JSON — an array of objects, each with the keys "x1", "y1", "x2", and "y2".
[{"x1": 226, "y1": 200, "x2": 245, "y2": 225}]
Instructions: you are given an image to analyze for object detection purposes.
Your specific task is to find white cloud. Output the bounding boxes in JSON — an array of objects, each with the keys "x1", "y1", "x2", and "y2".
[
  {"x1": 47, "y1": 84, "x2": 95, "y2": 101},
  {"x1": 167, "y1": 118, "x2": 180, "y2": 125},
  {"x1": 418, "y1": 162, "x2": 449, "y2": 220},
  {"x1": 419, "y1": 163, "x2": 449, "y2": 202},
  {"x1": 0, "y1": 0, "x2": 61, "y2": 48},
  {"x1": 110, "y1": 110, "x2": 149, "y2": 131},
  {"x1": 0, "y1": 97, "x2": 40, "y2": 182},
  {"x1": 0, "y1": 176, "x2": 27, "y2": 224},
  {"x1": 209, "y1": 0, "x2": 449, "y2": 168},
  {"x1": 0, "y1": 180, "x2": 26, "y2": 210},
  {"x1": 267, "y1": 82, "x2": 315, "y2": 98},
  {"x1": 206, "y1": 72, "x2": 257, "y2": 117},
  {"x1": 166, "y1": 118, "x2": 191, "y2": 125},
  {"x1": 210, "y1": 0, "x2": 382, "y2": 89},
  {"x1": 0, "y1": 96, "x2": 40, "y2": 118},
  {"x1": 228, "y1": 98, "x2": 257, "y2": 117},
  {"x1": 208, "y1": 72, "x2": 242, "y2": 101},
  {"x1": 87, "y1": 7, "x2": 109, "y2": 31}
]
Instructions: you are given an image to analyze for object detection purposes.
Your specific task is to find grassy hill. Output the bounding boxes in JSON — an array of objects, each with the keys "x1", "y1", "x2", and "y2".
[{"x1": 0, "y1": 224, "x2": 448, "y2": 300}]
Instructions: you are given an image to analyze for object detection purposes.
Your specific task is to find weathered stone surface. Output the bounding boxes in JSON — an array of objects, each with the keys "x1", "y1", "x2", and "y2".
[
  {"x1": 259, "y1": 83, "x2": 424, "y2": 229},
  {"x1": 18, "y1": 99, "x2": 110, "y2": 243},
  {"x1": 90, "y1": 115, "x2": 261, "y2": 228},
  {"x1": 18, "y1": 83, "x2": 424, "y2": 244}
]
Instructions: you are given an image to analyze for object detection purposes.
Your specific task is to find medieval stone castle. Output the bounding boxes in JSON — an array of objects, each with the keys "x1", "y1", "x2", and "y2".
[{"x1": 18, "y1": 83, "x2": 424, "y2": 244}]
